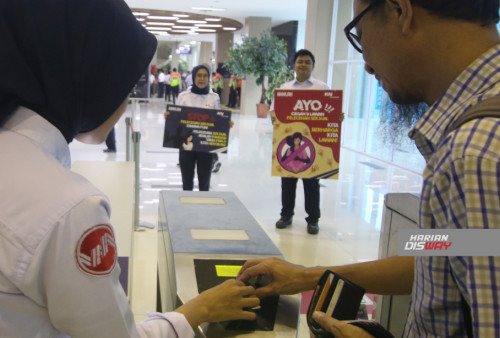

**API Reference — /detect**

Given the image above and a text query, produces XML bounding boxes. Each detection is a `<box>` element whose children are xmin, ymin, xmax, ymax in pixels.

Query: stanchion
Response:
<box><xmin>132</xmin><ymin>131</ymin><xmax>144</xmax><ymax>231</ymax></box>
<box><xmin>125</xmin><ymin>117</ymin><xmax>132</xmax><ymax>162</ymax></box>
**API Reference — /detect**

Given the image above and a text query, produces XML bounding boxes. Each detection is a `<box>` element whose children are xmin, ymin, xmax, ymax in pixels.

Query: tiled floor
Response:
<box><xmin>69</xmin><ymin>98</ymin><xmax>422</xmax><ymax>337</ymax></box>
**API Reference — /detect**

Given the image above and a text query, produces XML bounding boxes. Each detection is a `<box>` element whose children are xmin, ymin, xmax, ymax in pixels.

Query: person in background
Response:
<box><xmin>239</xmin><ymin>0</ymin><xmax>500</xmax><ymax>336</ymax></box>
<box><xmin>157</xmin><ymin>69</ymin><xmax>165</xmax><ymax>99</ymax></box>
<box><xmin>228</xmin><ymin>74</ymin><xmax>238</xmax><ymax>108</ymax></box>
<box><xmin>170</xmin><ymin>68</ymin><xmax>181</xmax><ymax>105</ymax></box>
<box><xmin>103</xmin><ymin>127</ymin><xmax>117</xmax><ymax>153</ymax></box>
<box><xmin>185</xmin><ymin>70</ymin><xmax>193</xmax><ymax>88</ymax></box>
<box><xmin>0</xmin><ymin>1</ymin><xmax>259</xmax><ymax>336</ymax></box>
<box><xmin>149</xmin><ymin>72</ymin><xmax>157</xmax><ymax>98</ymax></box>
<box><xmin>165</xmin><ymin>65</ymin><xmax>222</xmax><ymax>191</ymax></box>
<box><xmin>270</xmin><ymin>49</ymin><xmax>330</xmax><ymax>235</ymax></box>
<box><xmin>165</xmin><ymin>71</ymin><xmax>171</xmax><ymax>102</ymax></box>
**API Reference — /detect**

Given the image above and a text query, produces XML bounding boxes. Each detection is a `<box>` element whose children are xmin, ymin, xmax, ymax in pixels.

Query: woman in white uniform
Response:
<box><xmin>0</xmin><ymin>1</ymin><xmax>258</xmax><ymax>337</ymax></box>
<box><xmin>176</xmin><ymin>65</ymin><xmax>220</xmax><ymax>191</ymax></box>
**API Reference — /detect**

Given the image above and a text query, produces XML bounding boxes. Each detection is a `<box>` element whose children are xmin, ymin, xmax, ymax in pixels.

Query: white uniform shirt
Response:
<box><xmin>177</xmin><ymin>90</ymin><xmax>220</xmax><ymax>109</ymax></box>
<box><xmin>158</xmin><ymin>72</ymin><xmax>166</xmax><ymax>83</ymax></box>
<box><xmin>0</xmin><ymin>107</ymin><xmax>194</xmax><ymax>337</ymax></box>
<box><xmin>270</xmin><ymin>76</ymin><xmax>329</xmax><ymax>111</ymax></box>
<box><xmin>185</xmin><ymin>75</ymin><xmax>193</xmax><ymax>88</ymax></box>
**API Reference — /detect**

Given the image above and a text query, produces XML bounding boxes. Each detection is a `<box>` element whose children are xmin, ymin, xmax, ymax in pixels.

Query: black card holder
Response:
<box><xmin>307</xmin><ymin>270</ymin><xmax>366</xmax><ymax>338</ymax></box>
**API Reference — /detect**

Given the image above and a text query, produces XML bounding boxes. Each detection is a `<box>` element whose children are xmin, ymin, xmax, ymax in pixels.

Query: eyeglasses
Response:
<box><xmin>344</xmin><ymin>2</ymin><xmax>379</xmax><ymax>53</ymax></box>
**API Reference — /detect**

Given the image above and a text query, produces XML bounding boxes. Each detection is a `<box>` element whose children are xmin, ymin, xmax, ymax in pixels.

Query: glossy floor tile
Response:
<box><xmin>69</xmin><ymin>98</ymin><xmax>423</xmax><ymax>337</ymax></box>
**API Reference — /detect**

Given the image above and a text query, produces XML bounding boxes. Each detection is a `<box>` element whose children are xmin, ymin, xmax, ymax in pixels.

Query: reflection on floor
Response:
<box><xmin>69</xmin><ymin>98</ymin><xmax>422</xmax><ymax>337</ymax></box>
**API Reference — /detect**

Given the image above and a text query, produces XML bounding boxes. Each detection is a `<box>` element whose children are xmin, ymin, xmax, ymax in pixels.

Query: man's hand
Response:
<box><xmin>237</xmin><ymin>257</ymin><xmax>314</xmax><ymax>298</ymax></box>
<box><xmin>164</xmin><ymin>110</ymin><xmax>170</xmax><ymax>119</ymax></box>
<box><xmin>311</xmin><ymin>312</ymin><xmax>374</xmax><ymax>338</ymax></box>
<box><xmin>269</xmin><ymin>110</ymin><xmax>277</xmax><ymax>125</ymax></box>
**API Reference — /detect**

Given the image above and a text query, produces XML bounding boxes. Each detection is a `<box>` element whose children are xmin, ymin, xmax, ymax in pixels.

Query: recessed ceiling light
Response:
<box><xmin>192</xmin><ymin>7</ymin><xmax>226</xmax><ymax>11</ymax></box>
<box><xmin>133</xmin><ymin>12</ymin><xmax>149</xmax><ymax>16</ymax></box>
<box><xmin>150</xmin><ymin>31</ymin><xmax>169</xmax><ymax>35</ymax></box>
<box><xmin>173</xmin><ymin>25</ymin><xmax>195</xmax><ymax>29</ymax></box>
<box><xmin>195</xmin><ymin>24</ymin><xmax>222</xmax><ymax>28</ymax></box>
<box><xmin>193</xmin><ymin>28</ymin><xmax>217</xmax><ymax>32</ymax></box>
<box><xmin>147</xmin><ymin>22</ymin><xmax>174</xmax><ymax>26</ymax></box>
<box><xmin>147</xmin><ymin>26</ymin><xmax>171</xmax><ymax>31</ymax></box>
<box><xmin>223</xmin><ymin>27</ymin><xmax>237</xmax><ymax>31</ymax></box>
<box><xmin>171</xmin><ymin>30</ymin><xmax>190</xmax><ymax>33</ymax></box>
<box><xmin>147</xmin><ymin>16</ymin><xmax>178</xmax><ymax>20</ymax></box>
<box><xmin>173</xmin><ymin>14</ymin><xmax>190</xmax><ymax>17</ymax></box>
<box><xmin>177</xmin><ymin>20</ymin><xmax>207</xmax><ymax>24</ymax></box>
<box><xmin>205</xmin><ymin>18</ymin><xmax>222</xmax><ymax>22</ymax></box>
<box><xmin>136</xmin><ymin>18</ymin><xmax>145</xmax><ymax>22</ymax></box>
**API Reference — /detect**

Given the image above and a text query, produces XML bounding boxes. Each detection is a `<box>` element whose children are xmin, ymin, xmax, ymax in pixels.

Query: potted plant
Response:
<box><xmin>265</xmin><ymin>68</ymin><xmax>295</xmax><ymax>103</ymax></box>
<box><xmin>226</xmin><ymin>31</ymin><xmax>288</xmax><ymax>117</ymax></box>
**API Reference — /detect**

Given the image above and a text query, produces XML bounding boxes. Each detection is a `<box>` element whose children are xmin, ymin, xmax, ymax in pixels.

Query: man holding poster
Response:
<box><xmin>270</xmin><ymin>49</ymin><xmax>343</xmax><ymax>235</ymax></box>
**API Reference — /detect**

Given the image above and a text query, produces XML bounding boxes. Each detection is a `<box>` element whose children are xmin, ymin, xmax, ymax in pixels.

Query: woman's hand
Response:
<box><xmin>175</xmin><ymin>279</ymin><xmax>259</xmax><ymax>328</ymax></box>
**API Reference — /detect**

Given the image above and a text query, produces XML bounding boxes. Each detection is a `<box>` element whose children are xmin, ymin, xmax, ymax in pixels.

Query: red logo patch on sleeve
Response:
<box><xmin>75</xmin><ymin>224</ymin><xmax>117</xmax><ymax>276</ymax></box>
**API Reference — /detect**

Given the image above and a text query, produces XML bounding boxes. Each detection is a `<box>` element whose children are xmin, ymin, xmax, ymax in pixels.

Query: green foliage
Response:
<box><xmin>163</xmin><ymin>59</ymin><xmax>188</xmax><ymax>74</ymax></box>
<box><xmin>265</xmin><ymin>68</ymin><xmax>295</xmax><ymax>102</ymax></box>
<box><xmin>225</xmin><ymin>31</ymin><xmax>288</xmax><ymax>103</ymax></box>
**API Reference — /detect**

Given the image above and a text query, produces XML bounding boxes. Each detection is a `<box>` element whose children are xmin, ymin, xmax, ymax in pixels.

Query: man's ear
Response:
<box><xmin>387</xmin><ymin>0</ymin><xmax>413</xmax><ymax>35</ymax></box>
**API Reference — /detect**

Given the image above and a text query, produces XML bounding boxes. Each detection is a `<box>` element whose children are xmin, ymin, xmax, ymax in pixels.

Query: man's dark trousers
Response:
<box><xmin>280</xmin><ymin>177</ymin><xmax>320</xmax><ymax>223</ymax></box>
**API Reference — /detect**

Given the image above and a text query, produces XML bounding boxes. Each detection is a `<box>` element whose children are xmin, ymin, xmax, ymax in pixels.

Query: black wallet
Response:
<box><xmin>307</xmin><ymin>270</ymin><xmax>365</xmax><ymax>337</ymax></box>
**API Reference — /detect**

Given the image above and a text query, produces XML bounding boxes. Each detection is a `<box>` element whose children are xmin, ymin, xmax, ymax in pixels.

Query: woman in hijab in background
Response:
<box><xmin>171</xmin><ymin>65</ymin><xmax>221</xmax><ymax>191</ymax></box>
<box><xmin>0</xmin><ymin>1</ymin><xmax>257</xmax><ymax>337</ymax></box>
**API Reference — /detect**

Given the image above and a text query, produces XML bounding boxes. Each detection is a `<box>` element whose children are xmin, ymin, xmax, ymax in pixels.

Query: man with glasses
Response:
<box><xmin>238</xmin><ymin>0</ymin><xmax>500</xmax><ymax>337</ymax></box>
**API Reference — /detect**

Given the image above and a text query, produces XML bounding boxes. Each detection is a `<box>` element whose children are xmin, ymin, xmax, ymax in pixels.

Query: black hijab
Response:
<box><xmin>190</xmin><ymin>65</ymin><xmax>210</xmax><ymax>95</ymax></box>
<box><xmin>0</xmin><ymin>0</ymin><xmax>157</xmax><ymax>142</ymax></box>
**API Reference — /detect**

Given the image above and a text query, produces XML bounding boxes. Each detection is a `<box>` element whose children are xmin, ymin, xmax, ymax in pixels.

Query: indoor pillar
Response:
<box><xmin>304</xmin><ymin>0</ymin><xmax>334</xmax><ymax>83</ymax></box>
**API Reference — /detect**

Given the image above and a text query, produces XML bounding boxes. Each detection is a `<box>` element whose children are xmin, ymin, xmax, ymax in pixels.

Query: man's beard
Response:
<box><xmin>379</xmin><ymin>101</ymin><xmax>429</xmax><ymax>145</ymax></box>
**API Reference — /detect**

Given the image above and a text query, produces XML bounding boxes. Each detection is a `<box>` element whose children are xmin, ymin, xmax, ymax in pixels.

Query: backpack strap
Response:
<box><xmin>447</xmin><ymin>95</ymin><xmax>500</xmax><ymax>134</ymax></box>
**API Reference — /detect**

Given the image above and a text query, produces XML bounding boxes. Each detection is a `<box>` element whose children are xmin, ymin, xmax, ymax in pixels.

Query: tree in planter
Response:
<box><xmin>265</xmin><ymin>68</ymin><xmax>296</xmax><ymax>103</ymax></box>
<box><xmin>226</xmin><ymin>31</ymin><xmax>288</xmax><ymax>105</ymax></box>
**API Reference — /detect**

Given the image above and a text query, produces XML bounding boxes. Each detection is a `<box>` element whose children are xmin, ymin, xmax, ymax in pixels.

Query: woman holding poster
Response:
<box><xmin>176</xmin><ymin>64</ymin><xmax>219</xmax><ymax>191</ymax></box>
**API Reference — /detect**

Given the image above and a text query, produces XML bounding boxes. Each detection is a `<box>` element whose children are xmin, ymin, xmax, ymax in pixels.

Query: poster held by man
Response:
<box><xmin>272</xmin><ymin>89</ymin><xmax>343</xmax><ymax>179</ymax></box>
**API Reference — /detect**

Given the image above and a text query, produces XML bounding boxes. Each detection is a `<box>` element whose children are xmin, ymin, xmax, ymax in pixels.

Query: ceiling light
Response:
<box><xmin>147</xmin><ymin>22</ymin><xmax>174</xmax><ymax>26</ymax></box>
<box><xmin>147</xmin><ymin>16</ymin><xmax>178</xmax><ymax>20</ymax></box>
<box><xmin>173</xmin><ymin>25</ymin><xmax>195</xmax><ymax>29</ymax></box>
<box><xmin>150</xmin><ymin>31</ymin><xmax>169</xmax><ymax>35</ymax></box>
<box><xmin>223</xmin><ymin>27</ymin><xmax>237</xmax><ymax>31</ymax></box>
<box><xmin>173</xmin><ymin>14</ymin><xmax>190</xmax><ymax>17</ymax></box>
<box><xmin>147</xmin><ymin>26</ymin><xmax>171</xmax><ymax>31</ymax></box>
<box><xmin>133</xmin><ymin>12</ymin><xmax>149</xmax><ymax>16</ymax></box>
<box><xmin>170</xmin><ymin>30</ymin><xmax>190</xmax><ymax>33</ymax></box>
<box><xmin>177</xmin><ymin>19</ymin><xmax>207</xmax><ymax>24</ymax></box>
<box><xmin>205</xmin><ymin>18</ymin><xmax>221</xmax><ymax>22</ymax></box>
<box><xmin>192</xmin><ymin>7</ymin><xmax>226</xmax><ymax>11</ymax></box>
<box><xmin>136</xmin><ymin>18</ymin><xmax>145</xmax><ymax>22</ymax></box>
<box><xmin>193</xmin><ymin>28</ymin><xmax>217</xmax><ymax>32</ymax></box>
<box><xmin>195</xmin><ymin>24</ymin><xmax>222</xmax><ymax>28</ymax></box>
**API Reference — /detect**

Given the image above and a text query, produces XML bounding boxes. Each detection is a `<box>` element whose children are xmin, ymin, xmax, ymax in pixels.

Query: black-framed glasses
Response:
<box><xmin>344</xmin><ymin>2</ymin><xmax>380</xmax><ymax>53</ymax></box>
